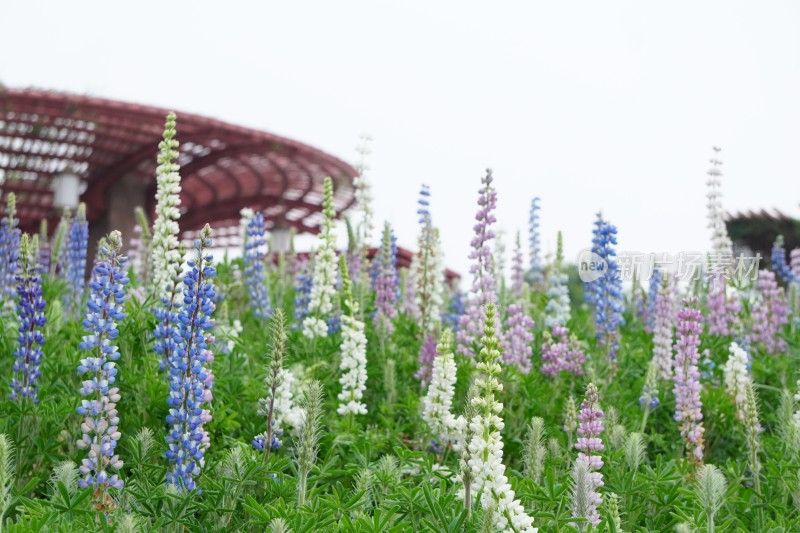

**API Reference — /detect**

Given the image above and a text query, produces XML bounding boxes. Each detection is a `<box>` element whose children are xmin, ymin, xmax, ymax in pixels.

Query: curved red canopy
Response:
<box><xmin>0</xmin><ymin>88</ymin><xmax>357</xmax><ymax>235</ymax></box>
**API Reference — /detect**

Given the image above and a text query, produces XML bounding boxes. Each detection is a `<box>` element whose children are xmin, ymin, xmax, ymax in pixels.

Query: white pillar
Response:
<box><xmin>52</xmin><ymin>172</ymin><xmax>81</xmax><ymax>209</ymax></box>
<box><xmin>271</xmin><ymin>226</ymin><xmax>291</xmax><ymax>252</ymax></box>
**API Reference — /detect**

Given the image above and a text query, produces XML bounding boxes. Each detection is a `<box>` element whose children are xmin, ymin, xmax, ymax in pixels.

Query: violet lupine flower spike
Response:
<box><xmin>466</xmin><ymin>302</ymin><xmax>536</xmax><ymax>533</ymax></box>
<box><xmin>243</xmin><ymin>212</ymin><xmax>273</xmax><ymax>320</ymax></box>
<box><xmin>373</xmin><ymin>222</ymin><xmax>399</xmax><ymax>341</ymax></box>
<box><xmin>456</xmin><ymin>170</ymin><xmax>498</xmax><ymax>358</ymax></box>
<box><xmin>572</xmin><ymin>382</ymin><xmax>605</xmax><ymax>529</ymax></box>
<box><xmin>510</xmin><ymin>231</ymin><xmax>525</xmax><ymax>302</ymax></box>
<box><xmin>76</xmin><ymin>230</ymin><xmax>129</xmax><ymax>514</ymax></box>
<box><xmin>651</xmin><ymin>274</ymin><xmax>677</xmax><ymax>380</ymax></box>
<box><xmin>415</xmin><ymin>333</ymin><xmax>438</xmax><ymax>388</ymax></box>
<box><xmin>527</xmin><ymin>197</ymin><xmax>544</xmax><ymax>290</ymax></box>
<box><xmin>0</xmin><ymin>193</ymin><xmax>20</xmax><ymax>311</ymax></box>
<box><xmin>540</xmin><ymin>324</ymin><xmax>585</xmax><ymax>377</ymax></box>
<box><xmin>302</xmin><ymin>177</ymin><xmax>338</xmax><ymax>338</ymax></box>
<box><xmin>673</xmin><ymin>300</ymin><xmax>705</xmax><ymax>465</ymax></box>
<box><xmin>0</xmin><ymin>194</ymin><xmax>21</xmax><ymax>317</ymax></box>
<box><xmin>750</xmin><ymin>269</ymin><xmax>789</xmax><ymax>355</ymax></box>
<box><xmin>706</xmin><ymin>271</ymin><xmax>740</xmax><ymax>336</ymax></box>
<box><xmin>501</xmin><ymin>302</ymin><xmax>535</xmax><ymax>374</ymax></box>
<box><xmin>642</xmin><ymin>269</ymin><xmax>662</xmax><ymax>334</ymax></box>
<box><xmin>9</xmin><ymin>234</ymin><xmax>46</xmax><ymax>404</ymax></box>
<box><xmin>165</xmin><ymin>224</ymin><xmax>217</xmax><ymax>492</ymax></box>
<box><xmin>63</xmin><ymin>203</ymin><xmax>89</xmax><ymax>318</ymax></box>
<box><xmin>590</xmin><ymin>217</ymin><xmax>625</xmax><ymax>360</ymax></box>
<box><xmin>771</xmin><ymin>235</ymin><xmax>795</xmax><ymax>285</ymax></box>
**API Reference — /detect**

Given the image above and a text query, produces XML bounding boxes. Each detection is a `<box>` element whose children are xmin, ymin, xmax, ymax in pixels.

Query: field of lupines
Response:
<box><xmin>0</xmin><ymin>114</ymin><xmax>799</xmax><ymax>533</ymax></box>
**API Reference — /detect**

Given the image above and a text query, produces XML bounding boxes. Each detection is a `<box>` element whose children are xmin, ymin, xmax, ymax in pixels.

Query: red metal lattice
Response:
<box><xmin>0</xmin><ymin>87</ymin><xmax>357</xmax><ymax>235</ymax></box>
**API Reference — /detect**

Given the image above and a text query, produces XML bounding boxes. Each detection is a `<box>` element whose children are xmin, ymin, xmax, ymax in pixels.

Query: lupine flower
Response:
<box><xmin>584</xmin><ymin>213</ymin><xmax>604</xmax><ymax>309</ymax></box>
<box><xmin>457</xmin><ymin>170</ymin><xmax>498</xmax><ymax>358</ymax></box>
<box><xmin>706</xmin><ymin>272</ymin><xmax>741</xmax><ymax>336</ymax></box>
<box><xmin>771</xmin><ymin>236</ymin><xmax>795</xmax><ymax>285</ymax></box>
<box><xmin>63</xmin><ymin>203</ymin><xmax>89</xmax><ymax>318</ymax></box>
<box><xmin>353</xmin><ymin>134</ymin><xmax>374</xmax><ymax>256</ymax></box>
<box><xmin>370</xmin><ymin>226</ymin><xmax>401</xmax><ymax>299</ymax></box>
<box><xmin>336</xmin><ymin>257</ymin><xmax>368</xmax><ymax>416</ymax></box>
<box><xmin>76</xmin><ymin>231</ymin><xmax>128</xmax><ymax>512</ymax></box>
<box><xmin>589</xmin><ymin>216</ymin><xmax>625</xmax><ymax>360</ymax></box>
<box><xmin>791</xmin><ymin>248</ymin><xmax>800</xmax><ymax>280</ymax></box>
<box><xmin>442</xmin><ymin>290</ymin><xmax>466</xmax><ymax>332</ymax></box>
<box><xmin>303</xmin><ymin>177</ymin><xmax>338</xmax><ymax>339</ymax></box>
<box><xmin>544</xmin><ymin>231</ymin><xmax>571</xmax><ymax>328</ymax></box>
<box><xmin>422</xmin><ymin>330</ymin><xmax>465</xmax><ymax>448</ymax></box>
<box><xmin>510</xmin><ymin>231</ymin><xmax>526</xmax><ymax>301</ymax></box>
<box><xmin>165</xmin><ymin>224</ymin><xmax>217</xmax><ymax>492</ymax></box>
<box><xmin>540</xmin><ymin>324</ymin><xmax>585</xmax><ymax>377</ymax></box>
<box><xmin>243</xmin><ymin>212</ymin><xmax>273</xmax><ymax>320</ymax></box>
<box><xmin>572</xmin><ymin>383</ymin><xmax>604</xmax><ymax>529</ymax></box>
<box><xmin>408</xmin><ymin>185</ymin><xmax>446</xmax><ymax>333</ymax></box>
<box><xmin>723</xmin><ymin>342</ymin><xmax>751</xmax><ymax>422</ymax></box>
<box><xmin>642</xmin><ymin>269</ymin><xmax>662</xmax><ymax>334</ymax></box>
<box><xmin>150</xmin><ymin>113</ymin><xmax>183</xmax><ymax>301</ymax></box>
<box><xmin>501</xmin><ymin>304</ymin><xmax>535</xmax><ymax>373</ymax></box>
<box><xmin>706</xmin><ymin>148</ymin><xmax>734</xmax><ymax>258</ymax></box>
<box><xmin>152</xmin><ymin>240</ymin><xmax>186</xmax><ymax>371</ymax></box>
<box><xmin>293</xmin><ymin>258</ymin><xmax>312</xmax><ymax>327</ymax></box>
<box><xmin>673</xmin><ymin>300</ymin><xmax>705</xmax><ymax>465</ymax></box>
<box><xmin>465</xmin><ymin>302</ymin><xmax>536</xmax><ymax>533</ymax></box>
<box><xmin>652</xmin><ymin>274</ymin><xmax>677</xmax><ymax>380</ymax></box>
<box><xmin>750</xmin><ymin>269</ymin><xmax>789</xmax><ymax>355</ymax></box>
<box><xmin>0</xmin><ymin>193</ymin><xmax>20</xmax><ymax>310</ymax></box>
<box><xmin>373</xmin><ymin>222</ymin><xmax>399</xmax><ymax>339</ymax></box>
<box><xmin>9</xmin><ymin>234</ymin><xmax>46</xmax><ymax>403</ymax></box>
<box><xmin>527</xmin><ymin>197</ymin><xmax>544</xmax><ymax>289</ymax></box>
<box><xmin>253</xmin><ymin>310</ymin><xmax>288</xmax><ymax>458</ymax></box>
<box><xmin>415</xmin><ymin>333</ymin><xmax>439</xmax><ymax>388</ymax></box>
<box><xmin>37</xmin><ymin>220</ymin><xmax>50</xmax><ymax>277</ymax></box>
<box><xmin>239</xmin><ymin>208</ymin><xmax>255</xmax><ymax>256</ymax></box>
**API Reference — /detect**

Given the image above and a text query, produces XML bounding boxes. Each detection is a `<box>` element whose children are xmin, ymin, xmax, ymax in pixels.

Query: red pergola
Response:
<box><xmin>0</xmin><ymin>87</ymin><xmax>357</xmax><ymax>236</ymax></box>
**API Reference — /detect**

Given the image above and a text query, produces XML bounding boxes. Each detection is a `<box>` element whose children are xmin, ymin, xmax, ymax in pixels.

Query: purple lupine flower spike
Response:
<box><xmin>9</xmin><ymin>234</ymin><xmax>46</xmax><ymax>403</ymax></box>
<box><xmin>501</xmin><ymin>303</ymin><xmax>534</xmax><ymax>373</ymax></box>
<box><xmin>456</xmin><ymin>170</ymin><xmax>498</xmax><ymax>358</ymax></box>
<box><xmin>165</xmin><ymin>224</ymin><xmax>217</xmax><ymax>492</ymax></box>
<box><xmin>574</xmin><ymin>383</ymin><xmax>605</xmax><ymax>527</ymax></box>
<box><xmin>76</xmin><ymin>231</ymin><xmax>128</xmax><ymax>513</ymax></box>
<box><xmin>373</xmin><ymin>222</ymin><xmax>399</xmax><ymax>338</ymax></box>
<box><xmin>750</xmin><ymin>269</ymin><xmax>789</xmax><ymax>355</ymax></box>
<box><xmin>673</xmin><ymin>299</ymin><xmax>705</xmax><ymax>464</ymax></box>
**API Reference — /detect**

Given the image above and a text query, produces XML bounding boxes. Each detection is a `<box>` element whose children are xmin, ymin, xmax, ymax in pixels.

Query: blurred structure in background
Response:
<box><xmin>0</xmin><ymin>88</ymin><xmax>357</xmax><ymax>256</ymax></box>
<box><xmin>726</xmin><ymin>209</ymin><xmax>800</xmax><ymax>260</ymax></box>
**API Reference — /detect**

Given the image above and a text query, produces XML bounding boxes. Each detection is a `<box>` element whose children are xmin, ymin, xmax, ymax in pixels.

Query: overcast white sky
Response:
<box><xmin>2</xmin><ymin>1</ymin><xmax>798</xmax><ymax>276</ymax></box>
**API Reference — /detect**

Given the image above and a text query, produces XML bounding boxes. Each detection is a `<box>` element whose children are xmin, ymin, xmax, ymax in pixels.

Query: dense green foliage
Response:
<box><xmin>0</xmin><ymin>258</ymin><xmax>799</xmax><ymax>532</ymax></box>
